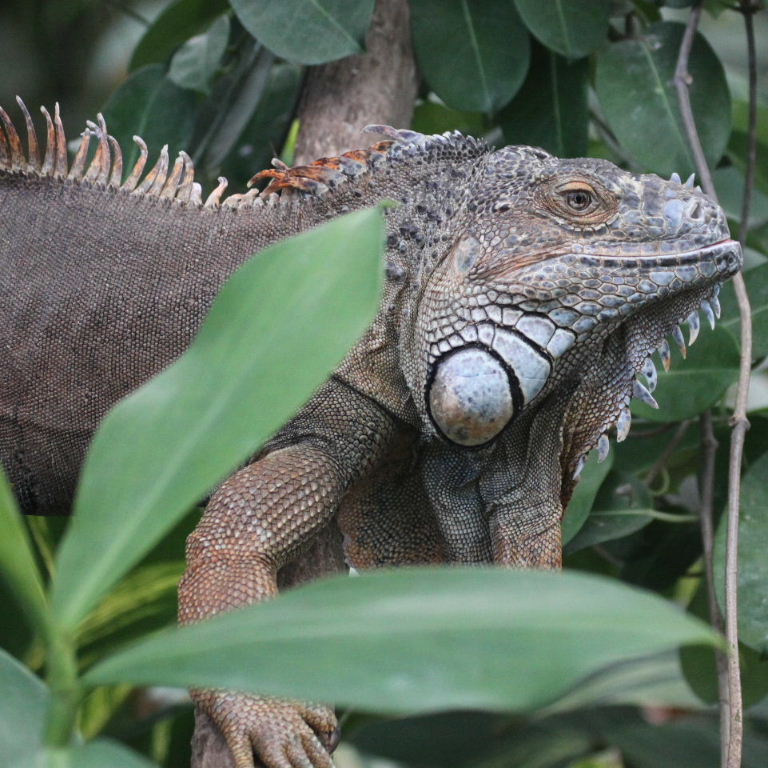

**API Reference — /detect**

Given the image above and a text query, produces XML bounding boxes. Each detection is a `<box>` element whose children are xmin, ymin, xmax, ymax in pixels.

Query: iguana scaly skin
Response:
<box><xmin>0</xmin><ymin>102</ymin><xmax>742</xmax><ymax>768</ymax></box>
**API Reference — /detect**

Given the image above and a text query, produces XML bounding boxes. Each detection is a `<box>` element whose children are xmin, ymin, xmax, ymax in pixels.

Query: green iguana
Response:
<box><xmin>0</xmin><ymin>100</ymin><xmax>742</xmax><ymax>768</ymax></box>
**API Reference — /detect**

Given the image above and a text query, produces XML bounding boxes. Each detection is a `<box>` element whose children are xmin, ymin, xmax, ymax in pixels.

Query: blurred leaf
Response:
<box><xmin>169</xmin><ymin>15</ymin><xmax>230</xmax><ymax>95</ymax></box>
<box><xmin>562</xmin><ymin>449</ymin><xmax>613</xmax><ymax>544</ymax></box>
<box><xmin>713</xmin><ymin>449</ymin><xmax>768</xmax><ymax>654</ymax></box>
<box><xmin>500</xmin><ymin>46</ymin><xmax>589</xmax><ymax>157</ymax></box>
<box><xmin>595</xmin><ymin>22</ymin><xmax>731</xmax><ymax>178</ymax></box>
<box><xmin>411</xmin><ymin>0</ymin><xmax>530</xmax><ymax>113</ymax></box>
<box><xmin>86</xmin><ymin>568</ymin><xmax>718</xmax><ymax>712</ymax></box>
<box><xmin>0</xmin><ymin>469</ymin><xmax>50</xmax><ymax>639</ymax></box>
<box><xmin>720</xmin><ymin>261</ymin><xmax>768</xmax><ymax>359</ymax></box>
<box><xmin>0</xmin><ymin>648</ymin><xmax>48</xmax><ymax>768</ymax></box>
<box><xmin>514</xmin><ymin>0</ymin><xmax>611</xmax><ymax>59</ymax></box>
<box><xmin>130</xmin><ymin>0</ymin><xmax>228</xmax><ymax>71</ymax></box>
<box><xmin>51</xmin><ymin>208</ymin><xmax>384</xmax><ymax>631</ymax></box>
<box><xmin>547</xmin><ymin>651</ymin><xmax>701</xmax><ymax>713</ymax></box>
<box><xmin>631</xmin><ymin>327</ymin><xmax>740</xmax><ymax>422</ymax></box>
<box><xmin>101</xmin><ymin>65</ymin><xmax>198</xmax><ymax>171</ymax></box>
<box><xmin>71</xmin><ymin>738</ymin><xmax>158</xmax><ymax>768</ymax></box>
<box><xmin>230</xmin><ymin>0</ymin><xmax>374</xmax><ymax>65</ymax></box>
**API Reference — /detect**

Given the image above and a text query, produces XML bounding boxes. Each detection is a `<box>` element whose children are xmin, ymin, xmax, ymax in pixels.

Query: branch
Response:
<box><xmin>674</xmin><ymin>4</ymin><xmax>757</xmax><ymax>766</ymax></box>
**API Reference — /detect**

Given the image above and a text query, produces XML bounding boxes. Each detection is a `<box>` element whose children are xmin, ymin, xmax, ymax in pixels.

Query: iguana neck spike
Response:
<box><xmin>16</xmin><ymin>96</ymin><xmax>41</xmax><ymax>171</ymax></box>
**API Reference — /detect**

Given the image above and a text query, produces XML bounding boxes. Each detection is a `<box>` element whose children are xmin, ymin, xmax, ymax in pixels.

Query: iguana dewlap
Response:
<box><xmin>0</xmin><ymin>101</ymin><xmax>741</xmax><ymax>768</ymax></box>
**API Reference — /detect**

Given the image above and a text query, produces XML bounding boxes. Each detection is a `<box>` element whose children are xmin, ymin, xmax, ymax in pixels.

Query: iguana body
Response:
<box><xmin>0</xmin><ymin>102</ymin><xmax>741</xmax><ymax>768</ymax></box>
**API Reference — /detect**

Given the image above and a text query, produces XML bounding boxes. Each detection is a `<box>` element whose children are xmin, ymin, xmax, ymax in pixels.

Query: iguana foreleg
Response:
<box><xmin>179</xmin><ymin>379</ymin><xmax>397</xmax><ymax>767</ymax></box>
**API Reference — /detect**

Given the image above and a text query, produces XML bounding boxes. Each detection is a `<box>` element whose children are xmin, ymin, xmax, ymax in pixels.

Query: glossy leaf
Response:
<box><xmin>595</xmin><ymin>22</ymin><xmax>731</xmax><ymax>178</ymax></box>
<box><xmin>562</xmin><ymin>449</ymin><xmax>613</xmax><ymax>544</ymax></box>
<box><xmin>514</xmin><ymin>0</ymin><xmax>611</xmax><ymax>59</ymax></box>
<box><xmin>51</xmin><ymin>208</ymin><xmax>384</xmax><ymax>630</ymax></box>
<box><xmin>631</xmin><ymin>327</ymin><xmax>740</xmax><ymax>422</ymax></box>
<box><xmin>101</xmin><ymin>65</ymin><xmax>198</xmax><ymax>171</ymax></box>
<box><xmin>130</xmin><ymin>0</ymin><xmax>228</xmax><ymax>71</ymax></box>
<box><xmin>169</xmin><ymin>15</ymin><xmax>230</xmax><ymax>95</ymax></box>
<box><xmin>713</xmin><ymin>450</ymin><xmax>768</xmax><ymax>654</ymax></box>
<box><xmin>86</xmin><ymin>568</ymin><xmax>717</xmax><ymax>712</ymax></box>
<box><xmin>0</xmin><ymin>648</ymin><xmax>49</xmax><ymax>768</ymax></box>
<box><xmin>0</xmin><ymin>470</ymin><xmax>50</xmax><ymax>639</ymax></box>
<box><xmin>501</xmin><ymin>46</ymin><xmax>589</xmax><ymax>157</ymax></box>
<box><xmin>411</xmin><ymin>0</ymin><xmax>530</xmax><ymax>113</ymax></box>
<box><xmin>230</xmin><ymin>0</ymin><xmax>374</xmax><ymax>65</ymax></box>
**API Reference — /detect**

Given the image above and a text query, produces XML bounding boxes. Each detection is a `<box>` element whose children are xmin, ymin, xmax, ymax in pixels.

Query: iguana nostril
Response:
<box><xmin>689</xmin><ymin>201</ymin><xmax>702</xmax><ymax>219</ymax></box>
<box><xmin>428</xmin><ymin>347</ymin><xmax>515</xmax><ymax>446</ymax></box>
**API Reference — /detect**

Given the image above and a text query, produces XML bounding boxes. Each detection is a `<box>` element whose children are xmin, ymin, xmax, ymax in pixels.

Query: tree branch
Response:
<box><xmin>674</xmin><ymin>4</ymin><xmax>756</xmax><ymax>766</ymax></box>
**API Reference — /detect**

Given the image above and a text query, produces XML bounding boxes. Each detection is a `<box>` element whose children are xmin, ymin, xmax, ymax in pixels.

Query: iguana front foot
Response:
<box><xmin>196</xmin><ymin>691</ymin><xmax>338</xmax><ymax>768</ymax></box>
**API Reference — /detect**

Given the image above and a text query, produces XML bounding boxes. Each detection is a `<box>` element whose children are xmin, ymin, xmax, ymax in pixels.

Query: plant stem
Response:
<box><xmin>44</xmin><ymin>631</ymin><xmax>80</xmax><ymax>749</ymax></box>
<box><xmin>673</xmin><ymin>4</ymin><xmax>756</xmax><ymax>766</ymax></box>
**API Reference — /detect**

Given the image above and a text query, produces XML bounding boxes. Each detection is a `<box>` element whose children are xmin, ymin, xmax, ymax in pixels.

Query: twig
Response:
<box><xmin>698</xmin><ymin>412</ymin><xmax>729</xmax><ymax>764</ymax></box>
<box><xmin>674</xmin><ymin>4</ymin><xmax>756</xmax><ymax>766</ymax></box>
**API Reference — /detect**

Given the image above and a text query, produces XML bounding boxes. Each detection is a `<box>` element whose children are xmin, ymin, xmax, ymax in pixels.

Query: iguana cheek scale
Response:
<box><xmin>0</xmin><ymin>102</ymin><xmax>742</xmax><ymax>768</ymax></box>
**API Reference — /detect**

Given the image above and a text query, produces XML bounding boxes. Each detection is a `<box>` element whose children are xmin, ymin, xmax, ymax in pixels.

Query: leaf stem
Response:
<box><xmin>44</xmin><ymin>631</ymin><xmax>81</xmax><ymax>750</ymax></box>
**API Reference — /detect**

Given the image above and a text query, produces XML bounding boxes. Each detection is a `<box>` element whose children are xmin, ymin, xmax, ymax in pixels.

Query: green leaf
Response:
<box><xmin>130</xmin><ymin>0</ymin><xmax>228</xmax><ymax>71</ymax></box>
<box><xmin>714</xmin><ymin>165</ymin><xmax>768</xmax><ymax>230</ymax></box>
<box><xmin>0</xmin><ymin>648</ymin><xmax>49</xmax><ymax>768</ymax></box>
<box><xmin>229</xmin><ymin>0</ymin><xmax>374</xmax><ymax>65</ymax></box>
<box><xmin>0</xmin><ymin>469</ymin><xmax>51</xmax><ymax>639</ymax></box>
<box><xmin>86</xmin><ymin>568</ymin><xmax>717</xmax><ymax>712</ymax></box>
<box><xmin>514</xmin><ymin>0</ymin><xmax>611</xmax><ymax>59</ymax></box>
<box><xmin>500</xmin><ymin>45</ymin><xmax>589</xmax><ymax>157</ymax></box>
<box><xmin>411</xmin><ymin>0</ymin><xmax>530</xmax><ymax>113</ymax></box>
<box><xmin>169</xmin><ymin>15</ymin><xmax>230</xmax><ymax>95</ymax></box>
<box><xmin>412</xmin><ymin>101</ymin><xmax>487</xmax><ymax>139</ymax></box>
<box><xmin>101</xmin><ymin>65</ymin><xmax>198</xmax><ymax>171</ymax></box>
<box><xmin>713</xmin><ymin>450</ymin><xmax>768</xmax><ymax>654</ymax></box>
<box><xmin>631</xmin><ymin>327</ymin><xmax>740</xmax><ymax>422</ymax></box>
<box><xmin>720</xmin><ymin>262</ymin><xmax>768</xmax><ymax>360</ymax></box>
<box><xmin>562</xmin><ymin>449</ymin><xmax>613</xmax><ymax>544</ymax></box>
<box><xmin>595</xmin><ymin>22</ymin><xmax>731</xmax><ymax>178</ymax></box>
<box><xmin>71</xmin><ymin>738</ymin><xmax>159</xmax><ymax>768</ymax></box>
<box><xmin>51</xmin><ymin>208</ymin><xmax>384</xmax><ymax>630</ymax></box>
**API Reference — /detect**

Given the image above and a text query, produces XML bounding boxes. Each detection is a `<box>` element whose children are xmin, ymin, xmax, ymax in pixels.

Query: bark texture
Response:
<box><xmin>191</xmin><ymin>1</ymin><xmax>416</xmax><ymax>764</ymax></box>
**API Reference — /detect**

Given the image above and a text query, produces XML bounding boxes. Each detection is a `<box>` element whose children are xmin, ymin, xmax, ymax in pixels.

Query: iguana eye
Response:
<box><xmin>564</xmin><ymin>189</ymin><xmax>593</xmax><ymax>210</ymax></box>
<box><xmin>558</xmin><ymin>182</ymin><xmax>597</xmax><ymax>213</ymax></box>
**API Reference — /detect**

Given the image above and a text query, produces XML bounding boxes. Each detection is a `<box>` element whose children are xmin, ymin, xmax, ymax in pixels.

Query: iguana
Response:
<box><xmin>0</xmin><ymin>100</ymin><xmax>741</xmax><ymax>768</ymax></box>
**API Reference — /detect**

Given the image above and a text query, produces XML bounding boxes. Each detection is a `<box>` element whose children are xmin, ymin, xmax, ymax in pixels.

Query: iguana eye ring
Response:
<box><xmin>564</xmin><ymin>189</ymin><xmax>593</xmax><ymax>211</ymax></box>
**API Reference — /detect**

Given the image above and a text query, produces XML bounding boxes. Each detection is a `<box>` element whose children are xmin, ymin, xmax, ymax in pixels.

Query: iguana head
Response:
<box><xmin>411</xmin><ymin>141</ymin><xmax>741</xmax><ymax>492</ymax></box>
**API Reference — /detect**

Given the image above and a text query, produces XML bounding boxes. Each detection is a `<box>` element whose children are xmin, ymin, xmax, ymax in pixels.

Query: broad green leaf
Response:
<box><xmin>720</xmin><ymin>261</ymin><xmax>768</xmax><ymax>359</ymax></box>
<box><xmin>0</xmin><ymin>469</ymin><xmax>50</xmax><ymax>638</ymax></box>
<box><xmin>230</xmin><ymin>0</ymin><xmax>374</xmax><ymax>65</ymax></box>
<box><xmin>631</xmin><ymin>327</ymin><xmax>740</xmax><ymax>422</ymax></box>
<box><xmin>562</xmin><ymin>449</ymin><xmax>613</xmax><ymax>544</ymax></box>
<box><xmin>51</xmin><ymin>208</ymin><xmax>384</xmax><ymax>630</ymax></box>
<box><xmin>411</xmin><ymin>0</ymin><xmax>530</xmax><ymax>113</ymax></box>
<box><xmin>501</xmin><ymin>46</ymin><xmax>589</xmax><ymax>157</ymax></box>
<box><xmin>169</xmin><ymin>15</ymin><xmax>230</xmax><ymax>95</ymax></box>
<box><xmin>595</xmin><ymin>22</ymin><xmax>731</xmax><ymax>178</ymax></box>
<box><xmin>713</xmin><ymin>450</ymin><xmax>768</xmax><ymax>654</ymax></box>
<box><xmin>86</xmin><ymin>568</ymin><xmax>717</xmax><ymax>712</ymax></box>
<box><xmin>514</xmin><ymin>0</ymin><xmax>611</xmax><ymax>59</ymax></box>
<box><xmin>130</xmin><ymin>0</ymin><xmax>228</xmax><ymax>71</ymax></box>
<box><xmin>412</xmin><ymin>101</ymin><xmax>487</xmax><ymax>139</ymax></box>
<box><xmin>71</xmin><ymin>738</ymin><xmax>158</xmax><ymax>768</ymax></box>
<box><xmin>0</xmin><ymin>648</ymin><xmax>49</xmax><ymax>768</ymax></box>
<box><xmin>101</xmin><ymin>65</ymin><xmax>198</xmax><ymax>171</ymax></box>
